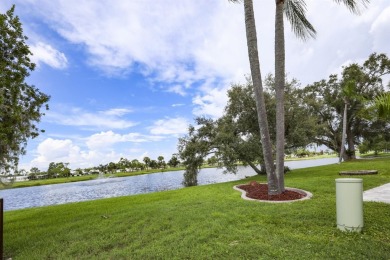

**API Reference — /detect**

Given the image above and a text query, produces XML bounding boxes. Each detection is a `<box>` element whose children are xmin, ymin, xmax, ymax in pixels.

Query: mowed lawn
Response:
<box><xmin>4</xmin><ymin>158</ymin><xmax>390</xmax><ymax>259</ymax></box>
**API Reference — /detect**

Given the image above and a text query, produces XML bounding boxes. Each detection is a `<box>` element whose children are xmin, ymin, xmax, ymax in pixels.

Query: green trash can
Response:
<box><xmin>335</xmin><ymin>178</ymin><xmax>363</xmax><ymax>232</ymax></box>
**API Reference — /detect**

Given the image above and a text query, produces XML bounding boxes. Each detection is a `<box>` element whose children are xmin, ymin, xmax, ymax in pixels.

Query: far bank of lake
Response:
<box><xmin>1</xmin><ymin>157</ymin><xmax>338</xmax><ymax>211</ymax></box>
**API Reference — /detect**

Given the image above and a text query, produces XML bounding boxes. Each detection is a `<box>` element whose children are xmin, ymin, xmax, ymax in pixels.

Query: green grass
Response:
<box><xmin>111</xmin><ymin>167</ymin><xmax>186</xmax><ymax>178</ymax></box>
<box><xmin>285</xmin><ymin>153</ymin><xmax>337</xmax><ymax>161</ymax></box>
<box><xmin>3</xmin><ymin>158</ymin><xmax>390</xmax><ymax>259</ymax></box>
<box><xmin>359</xmin><ymin>152</ymin><xmax>390</xmax><ymax>158</ymax></box>
<box><xmin>5</xmin><ymin>175</ymin><xmax>97</xmax><ymax>189</ymax></box>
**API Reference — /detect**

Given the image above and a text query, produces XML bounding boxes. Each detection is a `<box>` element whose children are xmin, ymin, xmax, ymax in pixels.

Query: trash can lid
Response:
<box><xmin>335</xmin><ymin>178</ymin><xmax>363</xmax><ymax>183</ymax></box>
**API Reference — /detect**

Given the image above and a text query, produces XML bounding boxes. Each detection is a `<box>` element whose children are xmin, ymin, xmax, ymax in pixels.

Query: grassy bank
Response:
<box><xmin>4</xmin><ymin>158</ymin><xmax>390</xmax><ymax>259</ymax></box>
<box><xmin>359</xmin><ymin>152</ymin><xmax>390</xmax><ymax>158</ymax></box>
<box><xmin>285</xmin><ymin>153</ymin><xmax>337</xmax><ymax>161</ymax></box>
<box><xmin>3</xmin><ymin>167</ymin><xmax>186</xmax><ymax>189</ymax></box>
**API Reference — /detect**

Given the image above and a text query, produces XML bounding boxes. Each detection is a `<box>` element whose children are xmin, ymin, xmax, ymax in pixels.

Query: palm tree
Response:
<box><xmin>274</xmin><ymin>0</ymin><xmax>368</xmax><ymax>191</ymax></box>
<box><xmin>229</xmin><ymin>0</ymin><xmax>315</xmax><ymax>194</ymax></box>
<box><xmin>143</xmin><ymin>156</ymin><xmax>151</xmax><ymax>170</ymax></box>
<box><xmin>275</xmin><ymin>0</ymin><xmax>316</xmax><ymax>192</ymax></box>
<box><xmin>232</xmin><ymin>0</ymin><xmax>278</xmax><ymax>194</ymax></box>
<box><xmin>232</xmin><ymin>0</ymin><xmax>368</xmax><ymax>194</ymax></box>
<box><xmin>157</xmin><ymin>156</ymin><xmax>165</xmax><ymax>169</ymax></box>
<box><xmin>339</xmin><ymin>80</ymin><xmax>362</xmax><ymax>162</ymax></box>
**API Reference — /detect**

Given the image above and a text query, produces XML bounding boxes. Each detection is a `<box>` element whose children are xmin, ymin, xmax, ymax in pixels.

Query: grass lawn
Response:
<box><xmin>3</xmin><ymin>158</ymin><xmax>390</xmax><ymax>259</ymax></box>
<box><xmin>359</xmin><ymin>152</ymin><xmax>390</xmax><ymax>158</ymax></box>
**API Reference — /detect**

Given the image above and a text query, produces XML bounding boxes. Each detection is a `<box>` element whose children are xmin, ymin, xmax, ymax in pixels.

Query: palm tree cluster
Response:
<box><xmin>230</xmin><ymin>0</ymin><xmax>369</xmax><ymax>195</ymax></box>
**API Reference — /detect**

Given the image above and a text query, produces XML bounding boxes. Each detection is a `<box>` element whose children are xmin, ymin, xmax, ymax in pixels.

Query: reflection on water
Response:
<box><xmin>0</xmin><ymin>157</ymin><xmax>338</xmax><ymax>211</ymax></box>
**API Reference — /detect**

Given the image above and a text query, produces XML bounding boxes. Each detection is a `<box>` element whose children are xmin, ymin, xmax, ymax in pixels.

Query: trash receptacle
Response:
<box><xmin>335</xmin><ymin>178</ymin><xmax>363</xmax><ymax>232</ymax></box>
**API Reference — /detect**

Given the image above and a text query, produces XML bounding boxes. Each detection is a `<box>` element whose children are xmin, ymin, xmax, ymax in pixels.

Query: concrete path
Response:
<box><xmin>363</xmin><ymin>183</ymin><xmax>390</xmax><ymax>204</ymax></box>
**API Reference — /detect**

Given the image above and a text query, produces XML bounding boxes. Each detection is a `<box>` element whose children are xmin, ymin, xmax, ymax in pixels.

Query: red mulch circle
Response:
<box><xmin>237</xmin><ymin>181</ymin><xmax>306</xmax><ymax>201</ymax></box>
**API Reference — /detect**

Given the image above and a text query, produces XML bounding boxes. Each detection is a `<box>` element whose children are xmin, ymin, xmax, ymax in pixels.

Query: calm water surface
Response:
<box><xmin>1</xmin><ymin>157</ymin><xmax>338</xmax><ymax>211</ymax></box>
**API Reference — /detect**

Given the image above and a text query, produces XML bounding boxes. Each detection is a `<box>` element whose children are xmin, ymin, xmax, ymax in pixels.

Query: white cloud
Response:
<box><xmin>46</xmin><ymin>106</ymin><xmax>136</xmax><ymax>130</ymax></box>
<box><xmin>17</xmin><ymin>1</ymin><xmax>249</xmax><ymax>92</ymax></box>
<box><xmin>26</xmin><ymin>130</ymin><xmax>166</xmax><ymax>170</ymax></box>
<box><xmin>8</xmin><ymin>0</ymin><xmax>390</xmax><ymax>86</ymax></box>
<box><xmin>86</xmin><ymin>131</ymin><xmax>164</xmax><ymax>150</ymax></box>
<box><xmin>370</xmin><ymin>6</ymin><xmax>390</xmax><ymax>53</ymax></box>
<box><xmin>149</xmin><ymin>117</ymin><xmax>189</xmax><ymax>136</ymax></box>
<box><xmin>166</xmin><ymin>85</ymin><xmax>187</xmax><ymax>96</ymax></box>
<box><xmin>26</xmin><ymin>1</ymin><xmax>215</xmax><ymax>77</ymax></box>
<box><xmin>172</xmin><ymin>103</ymin><xmax>185</xmax><ymax>107</ymax></box>
<box><xmin>30</xmin><ymin>42</ymin><xmax>68</xmax><ymax>69</ymax></box>
<box><xmin>30</xmin><ymin>138</ymin><xmax>81</xmax><ymax>169</ymax></box>
<box><xmin>102</xmin><ymin>108</ymin><xmax>133</xmax><ymax>116</ymax></box>
<box><xmin>192</xmin><ymin>83</ymin><xmax>230</xmax><ymax>120</ymax></box>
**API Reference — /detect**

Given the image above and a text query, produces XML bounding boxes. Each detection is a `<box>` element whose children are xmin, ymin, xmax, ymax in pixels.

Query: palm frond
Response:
<box><xmin>333</xmin><ymin>0</ymin><xmax>369</xmax><ymax>15</ymax></box>
<box><xmin>284</xmin><ymin>0</ymin><xmax>316</xmax><ymax>41</ymax></box>
<box><xmin>375</xmin><ymin>92</ymin><xmax>390</xmax><ymax>119</ymax></box>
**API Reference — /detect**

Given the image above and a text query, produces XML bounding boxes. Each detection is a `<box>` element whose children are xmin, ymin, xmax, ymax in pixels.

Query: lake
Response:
<box><xmin>0</xmin><ymin>157</ymin><xmax>338</xmax><ymax>211</ymax></box>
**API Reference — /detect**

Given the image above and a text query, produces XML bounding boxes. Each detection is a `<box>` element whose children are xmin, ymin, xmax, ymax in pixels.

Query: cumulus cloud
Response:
<box><xmin>26</xmin><ymin>130</ymin><xmax>166</xmax><ymax>170</ymax></box>
<box><xmin>45</xmin><ymin>106</ymin><xmax>136</xmax><ymax>130</ymax></box>
<box><xmin>166</xmin><ymin>85</ymin><xmax>187</xmax><ymax>96</ymax></box>
<box><xmin>370</xmin><ymin>6</ymin><xmax>390</xmax><ymax>53</ymax></box>
<box><xmin>149</xmin><ymin>117</ymin><xmax>189</xmax><ymax>136</ymax></box>
<box><xmin>192</xmin><ymin>83</ymin><xmax>230</xmax><ymax>120</ymax></box>
<box><xmin>86</xmin><ymin>131</ymin><xmax>164</xmax><ymax>150</ymax></box>
<box><xmin>20</xmin><ymin>0</ymin><xmax>390</xmax><ymax>113</ymax></box>
<box><xmin>15</xmin><ymin>1</ymin><xmax>249</xmax><ymax>91</ymax></box>
<box><xmin>7</xmin><ymin>0</ymin><xmax>390</xmax><ymax>87</ymax></box>
<box><xmin>30</xmin><ymin>138</ymin><xmax>81</xmax><ymax>169</ymax></box>
<box><xmin>30</xmin><ymin>42</ymin><xmax>68</xmax><ymax>69</ymax></box>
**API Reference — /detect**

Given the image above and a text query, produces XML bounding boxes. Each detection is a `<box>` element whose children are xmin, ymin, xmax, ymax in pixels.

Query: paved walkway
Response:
<box><xmin>363</xmin><ymin>183</ymin><xmax>390</xmax><ymax>204</ymax></box>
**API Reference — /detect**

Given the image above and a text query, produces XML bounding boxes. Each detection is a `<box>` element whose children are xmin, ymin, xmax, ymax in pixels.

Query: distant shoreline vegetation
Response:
<box><xmin>4</xmin><ymin>152</ymin><xmax>389</xmax><ymax>190</ymax></box>
<box><xmin>1</xmin><ymin>153</ymin><xmax>337</xmax><ymax>189</ymax></box>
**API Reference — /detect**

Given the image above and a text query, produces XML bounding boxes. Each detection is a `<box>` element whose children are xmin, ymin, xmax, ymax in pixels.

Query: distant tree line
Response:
<box><xmin>10</xmin><ymin>154</ymin><xmax>182</xmax><ymax>180</ymax></box>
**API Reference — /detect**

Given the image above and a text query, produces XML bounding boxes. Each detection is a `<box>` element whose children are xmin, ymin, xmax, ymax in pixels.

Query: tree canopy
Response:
<box><xmin>178</xmin><ymin>76</ymin><xmax>318</xmax><ymax>186</ymax></box>
<box><xmin>0</xmin><ymin>5</ymin><xmax>50</xmax><ymax>174</ymax></box>
<box><xmin>301</xmin><ymin>53</ymin><xmax>390</xmax><ymax>160</ymax></box>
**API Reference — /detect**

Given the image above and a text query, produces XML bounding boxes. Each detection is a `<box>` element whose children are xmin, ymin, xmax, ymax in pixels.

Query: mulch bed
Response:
<box><xmin>339</xmin><ymin>170</ymin><xmax>378</xmax><ymax>175</ymax></box>
<box><xmin>237</xmin><ymin>181</ymin><xmax>306</xmax><ymax>201</ymax></box>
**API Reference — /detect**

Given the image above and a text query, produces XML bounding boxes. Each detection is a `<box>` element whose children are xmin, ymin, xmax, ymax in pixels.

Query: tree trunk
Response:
<box><xmin>247</xmin><ymin>161</ymin><xmax>264</xmax><ymax>175</ymax></box>
<box><xmin>243</xmin><ymin>0</ymin><xmax>277</xmax><ymax>194</ymax></box>
<box><xmin>346</xmin><ymin>128</ymin><xmax>356</xmax><ymax>160</ymax></box>
<box><xmin>339</xmin><ymin>101</ymin><xmax>348</xmax><ymax>163</ymax></box>
<box><xmin>274</xmin><ymin>0</ymin><xmax>285</xmax><ymax>193</ymax></box>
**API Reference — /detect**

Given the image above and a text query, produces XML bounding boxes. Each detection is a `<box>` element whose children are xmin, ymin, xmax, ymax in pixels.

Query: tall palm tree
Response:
<box><xmin>241</xmin><ymin>0</ymin><xmax>279</xmax><ymax>194</ymax></box>
<box><xmin>274</xmin><ymin>0</ymin><xmax>369</xmax><ymax>191</ymax></box>
<box><xmin>230</xmin><ymin>0</ymin><xmax>316</xmax><ymax>194</ymax></box>
<box><xmin>275</xmin><ymin>0</ymin><xmax>316</xmax><ymax>192</ymax></box>
<box><xmin>231</xmin><ymin>0</ymin><xmax>368</xmax><ymax>195</ymax></box>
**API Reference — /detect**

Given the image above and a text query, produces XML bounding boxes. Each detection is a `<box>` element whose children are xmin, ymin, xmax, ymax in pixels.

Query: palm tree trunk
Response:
<box><xmin>243</xmin><ymin>0</ymin><xmax>277</xmax><ymax>194</ymax></box>
<box><xmin>339</xmin><ymin>101</ymin><xmax>348</xmax><ymax>163</ymax></box>
<box><xmin>274</xmin><ymin>0</ymin><xmax>285</xmax><ymax>193</ymax></box>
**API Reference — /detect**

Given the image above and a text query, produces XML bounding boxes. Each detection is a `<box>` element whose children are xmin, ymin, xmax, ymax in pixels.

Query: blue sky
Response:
<box><xmin>1</xmin><ymin>0</ymin><xmax>389</xmax><ymax>171</ymax></box>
